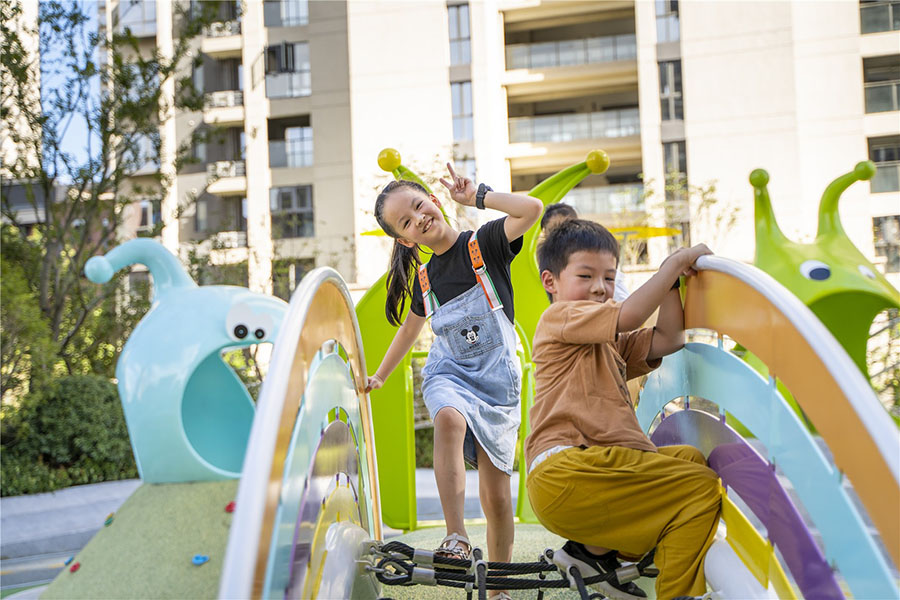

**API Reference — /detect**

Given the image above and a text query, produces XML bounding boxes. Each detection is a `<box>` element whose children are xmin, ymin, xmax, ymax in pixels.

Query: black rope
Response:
<box><xmin>371</xmin><ymin>540</ymin><xmax>660</xmax><ymax>600</ymax></box>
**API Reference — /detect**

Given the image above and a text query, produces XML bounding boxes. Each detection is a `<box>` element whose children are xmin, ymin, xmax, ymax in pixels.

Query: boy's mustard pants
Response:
<box><xmin>526</xmin><ymin>445</ymin><xmax>721</xmax><ymax>600</ymax></box>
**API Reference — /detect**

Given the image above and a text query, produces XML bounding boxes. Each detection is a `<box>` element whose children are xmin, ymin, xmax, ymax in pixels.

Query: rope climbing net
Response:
<box><xmin>364</xmin><ymin>540</ymin><xmax>659</xmax><ymax>600</ymax></box>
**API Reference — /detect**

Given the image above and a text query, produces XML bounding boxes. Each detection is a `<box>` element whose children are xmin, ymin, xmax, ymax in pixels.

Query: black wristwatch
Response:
<box><xmin>475</xmin><ymin>183</ymin><xmax>492</xmax><ymax>210</ymax></box>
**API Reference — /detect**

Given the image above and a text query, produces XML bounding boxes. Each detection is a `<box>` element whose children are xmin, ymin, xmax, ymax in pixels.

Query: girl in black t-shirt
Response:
<box><xmin>366</xmin><ymin>163</ymin><xmax>542</xmax><ymax>600</ymax></box>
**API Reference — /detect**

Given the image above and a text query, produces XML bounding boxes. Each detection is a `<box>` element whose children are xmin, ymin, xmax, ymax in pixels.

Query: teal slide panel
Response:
<box><xmin>637</xmin><ymin>343</ymin><xmax>897</xmax><ymax>599</ymax></box>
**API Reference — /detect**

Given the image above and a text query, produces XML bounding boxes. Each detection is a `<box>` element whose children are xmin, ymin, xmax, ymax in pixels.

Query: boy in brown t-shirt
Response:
<box><xmin>525</xmin><ymin>219</ymin><xmax>721</xmax><ymax>600</ymax></box>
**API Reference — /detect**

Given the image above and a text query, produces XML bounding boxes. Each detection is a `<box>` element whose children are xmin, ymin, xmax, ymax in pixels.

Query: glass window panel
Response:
<box><xmin>459</xmin><ymin>4</ymin><xmax>469</xmax><ymax>38</ymax></box>
<box><xmin>861</xmin><ymin>3</ymin><xmax>891</xmax><ymax>33</ymax></box>
<box><xmin>531</xmin><ymin>42</ymin><xmax>556</xmax><ymax>68</ymax></box>
<box><xmin>448</xmin><ymin>6</ymin><xmax>459</xmax><ymax>37</ymax></box>
<box><xmin>673</xmin><ymin>61</ymin><xmax>682</xmax><ymax>92</ymax></box>
<box><xmin>461</xmin><ymin>81</ymin><xmax>472</xmax><ymax>114</ymax></box>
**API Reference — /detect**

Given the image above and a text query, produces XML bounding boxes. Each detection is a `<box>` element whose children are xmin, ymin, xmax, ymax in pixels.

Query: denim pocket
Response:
<box><xmin>444</xmin><ymin>312</ymin><xmax>503</xmax><ymax>360</ymax></box>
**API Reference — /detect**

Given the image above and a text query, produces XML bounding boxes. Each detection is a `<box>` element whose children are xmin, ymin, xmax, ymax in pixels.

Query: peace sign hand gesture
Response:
<box><xmin>439</xmin><ymin>163</ymin><xmax>477</xmax><ymax>207</ymax></box>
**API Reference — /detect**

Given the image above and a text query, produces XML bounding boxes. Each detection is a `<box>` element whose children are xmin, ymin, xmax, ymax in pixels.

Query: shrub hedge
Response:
<box><xmin>1</xmin><ymin>374</ymin><xmax>137</xmax><ymax>496</ymax></box>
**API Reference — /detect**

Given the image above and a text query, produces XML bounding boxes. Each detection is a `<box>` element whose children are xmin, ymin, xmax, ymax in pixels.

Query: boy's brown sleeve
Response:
<box><xmin>542</xmin><ymin>301</ymin><xmax>620</xmax><ymax>345</ymax></box>
<box><xmin>616</xmin><ymin>327</ymin><xmax>662</xmax><ymax>380</ymax></box>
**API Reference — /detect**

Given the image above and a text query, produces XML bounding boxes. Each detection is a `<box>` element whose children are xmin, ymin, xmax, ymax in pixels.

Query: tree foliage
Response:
<box><xmin>0</xmin><ymin>0</ymin><xmax>222</xmax><ymax>399</ymax></box>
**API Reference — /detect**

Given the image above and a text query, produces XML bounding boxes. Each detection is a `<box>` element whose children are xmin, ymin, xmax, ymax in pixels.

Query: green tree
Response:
<box><xmin>0</xmin><ymin>0</ymin><xmax>222</xmax><ymax>398</ymax></box>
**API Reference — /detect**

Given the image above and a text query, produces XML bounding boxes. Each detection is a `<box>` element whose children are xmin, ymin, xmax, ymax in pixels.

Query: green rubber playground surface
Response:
<box><xmin>384</xmin><ymin>523</ymin><xmax>659</xmax><ymax>600</ymax></box>
<box><xmin>42</xmin><ymin>480</ymin><xmax>238</xmax><ymax>600</ymax></box>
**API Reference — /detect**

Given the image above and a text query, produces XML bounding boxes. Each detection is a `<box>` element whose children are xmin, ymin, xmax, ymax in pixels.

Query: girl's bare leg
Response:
<box><xmin>433</xmin><ymin>407</ymin><xmax>469</xmax><ymax>549</ymax></box>
<box><xmin>475</xmin><ymin>442</ymin><xmax>514</xmax><ymax>562</ymax></box>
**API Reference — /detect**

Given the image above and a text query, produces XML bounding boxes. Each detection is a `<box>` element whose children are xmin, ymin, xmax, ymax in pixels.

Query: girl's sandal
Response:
<box><xmin>434</xmin><ymin>533</ymin><xmax>472</xmax><ymax>560</ymax></box>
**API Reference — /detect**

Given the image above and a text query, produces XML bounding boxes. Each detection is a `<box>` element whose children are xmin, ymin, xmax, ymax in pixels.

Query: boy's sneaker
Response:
<box><xmin>557</xmin><ymin>540</ymin><xmax>648</xmax><ymax>600</ymax></box>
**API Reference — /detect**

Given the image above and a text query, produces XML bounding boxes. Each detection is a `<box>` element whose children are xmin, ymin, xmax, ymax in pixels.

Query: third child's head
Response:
<box><xmin>374</xmin><ymin>180</ymin><xmax>447</xmax><ymax>249</ymax></box>
<box><xmin>537</xmin><ymin>218</ymin><xmax>619</xmax><ymax>303</ymax></box>
<box><xmin>540</xmin><ymin>202</ymin><xmax>578</xmax><ymax>231</ymax></box>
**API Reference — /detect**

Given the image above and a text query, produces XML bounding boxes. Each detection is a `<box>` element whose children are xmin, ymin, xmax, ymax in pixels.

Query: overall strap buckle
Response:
<box><xmin>467</xmin><ymin>233</ymin><xmax>503</xmax><ymax>312</ymax></box>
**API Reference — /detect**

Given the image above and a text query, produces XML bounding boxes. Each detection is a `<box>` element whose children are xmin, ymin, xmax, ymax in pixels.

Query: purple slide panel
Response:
<box><xmin>650</xmin><ymin>409</ymin><xmax>842</xmax><ymax>599</ymax></box>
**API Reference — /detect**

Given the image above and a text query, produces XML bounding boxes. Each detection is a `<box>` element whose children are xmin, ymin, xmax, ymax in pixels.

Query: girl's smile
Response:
<box><xmin>382</xmin><ymin>188</ymin><xmax>457</xmax><ymax>254</ymax></box>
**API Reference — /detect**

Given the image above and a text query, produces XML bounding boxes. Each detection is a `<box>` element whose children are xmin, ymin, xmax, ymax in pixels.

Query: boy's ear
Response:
<box><xmin>396</xmin><ymin>237</ymin><xmax>416</xmax><ymax>249</ymax></box>
<box><xmin>540</xmin><ymin>270</ymin><xmax>557</xmax><ymax>297</ymax></box>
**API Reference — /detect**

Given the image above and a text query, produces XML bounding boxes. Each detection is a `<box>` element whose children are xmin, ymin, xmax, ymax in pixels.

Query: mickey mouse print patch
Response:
<box><xmin>460</xmin><ymin>325</ymin><xmax>480</xmax><ymax>345</ymax></box>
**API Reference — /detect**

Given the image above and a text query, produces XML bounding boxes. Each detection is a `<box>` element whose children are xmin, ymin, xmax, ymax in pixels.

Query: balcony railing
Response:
<box><xmin>509</xmin><ymin>108</ymin><xmax>640</xmax><ymax>144</ymax></box>
<box><xmin>207</xmin><ymin>160</ymin><xmax>246</xmax><ymax>179</ymax></box>
<box><xmin>860</xmin><ymin>1</ymin><xmax>900</xmax><ymax>34</ymax></box>
<box><xmin>566</xmin><ymin>184</ymin><xmax>645</xmax><ymax>215</ymax></box>
<box><xmin>205</xmin><ymin>19</ymin><xmax>241</xmax><ymax>37</ymax></box>
<box><xmin>269</xmin><ymin>140</ymin><xmax>313</xmax><ymax>168</ymax></box>
<box><xmin>872</xmin><ymin>160</ymin><xmax>900</xmax><ymax>193</ymax></box>
<box><xmin>211</xmin><ymin>230</ymin><xmax>248</xmax><ymax>249</ymax></box>
<box><xmin>506</xmin><ymin>33</ymin><xmax>636</xmax><ymax>70</ymax></box>
<box><xmin>265</xmin><ymin>72</ymin><xmax>311</xmax><ymax>99</ymax></box>
<box><xmin>865</xmin><ymin>80</ymin><xmax>900</xmax><ymax>113</ymax></box>
<box><xmin>204</xmin><ymin>90</ymin><xmax>244</xmax><ymax>108</ymax></box>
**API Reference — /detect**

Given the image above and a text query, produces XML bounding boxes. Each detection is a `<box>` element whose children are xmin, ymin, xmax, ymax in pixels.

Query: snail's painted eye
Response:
<box><xmin>799</xmin><ymin>260</ymin><xmax>831</xmax><ymax>281</ymax></box>
<box><xmin>233</xmin><ymin>324</ymin><xmax>248</xmax><ymax>339</ymax></box>
<box><xmin>858</xmin><ymin>265</ymin><xmax>877</xmax><ymax>280</ymax></box>
<box><xmin>254</xmin><ymin>328</ymin><xmax>266</xmax><ymax>340</ymax></box>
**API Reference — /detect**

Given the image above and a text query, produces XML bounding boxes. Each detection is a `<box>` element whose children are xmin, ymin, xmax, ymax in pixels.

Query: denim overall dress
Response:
<box><xmin>419</xmin><ymin>233</ymin><xmax>522</xmax><ymax>475</ymax></box>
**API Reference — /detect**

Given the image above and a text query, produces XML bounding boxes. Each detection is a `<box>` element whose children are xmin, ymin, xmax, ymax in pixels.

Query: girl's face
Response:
<box><xmin>381</xmin><ymin>187</ymin><xmax>446</xmax><ymax>247</ymax></box>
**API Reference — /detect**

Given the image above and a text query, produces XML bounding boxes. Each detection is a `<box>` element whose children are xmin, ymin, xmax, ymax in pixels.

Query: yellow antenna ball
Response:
<box><xmin>586</xmin><ymin>149</ymin><xmax>610</xmax><ymax>174</ymax></box>
<box><xmin>378</xmin><ymin>148</ymin><xmax>402</xmax><ymax>172</ymax></box>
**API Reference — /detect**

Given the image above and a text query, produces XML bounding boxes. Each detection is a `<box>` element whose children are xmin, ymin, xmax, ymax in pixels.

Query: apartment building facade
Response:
<box><xmin>106</xmin><ymin>0</ymin><xmax>899</xmax><ymax>297</ymax></box>
<box><xmin>106</xmin><ymin>0</ymin><xmax>455</xmax><ymax>298</ymax></box>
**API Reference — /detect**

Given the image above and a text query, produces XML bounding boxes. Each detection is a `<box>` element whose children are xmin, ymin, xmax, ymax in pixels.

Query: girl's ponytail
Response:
<box><xmin>383</xmin><ymin>241</ymin><xmax>420</xmax><ymax>326</ymax></box>
<box><xmin>375</xmin><ymin>180</ymin><xmax>430</xmax><ymax>326</ymax></box>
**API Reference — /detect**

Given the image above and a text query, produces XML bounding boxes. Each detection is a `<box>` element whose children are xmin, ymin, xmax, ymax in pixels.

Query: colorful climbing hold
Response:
<box><xmin>70</xmin><ymin>562</ymin><xmax>81</xmax><ymax>573</ymax></box>
<box><xmin>104</xmin><ymin>512</ymin><xmax>114</xmax><ymax>526</ymax></box>
<box><xmin>192</xmin><ymin>554</ymin><xmax>210</xmax><ymax>566</ymax></box>
<box><xmin>225</xmin><ymin>501</ymin><xmax>236</xmax><ymax>513</ymax></box>
<box><xmin>64</xmin><ymin>556</ymin><xmax>74</xmax><ymax>566</ymax></box>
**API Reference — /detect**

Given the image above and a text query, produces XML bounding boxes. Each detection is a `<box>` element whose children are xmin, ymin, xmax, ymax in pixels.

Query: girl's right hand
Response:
<box><xmin>439</xmin><ymin>162</ymin><xmax>477</xmax><ymax>207</ymax></box>
<box><xmin>365</xmin><ymin>373</ymin><xmax>384</xmax><ymax>393</ymax></box>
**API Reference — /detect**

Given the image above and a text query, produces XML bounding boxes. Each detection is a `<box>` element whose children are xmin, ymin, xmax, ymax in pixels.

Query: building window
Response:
<box><xmin>869</xmin><ymin>136</ymin><xmax>900</xmax><ymax>193</ymax></box>
<box><xmin>273</xmin><ymin>258</ymin><xmax>314</xmax><ymax>300</ymax></box>
<box><xmin>127</xmin><ymin>270</ymin><xmax>151</xmax><ymax>297</ymax></box>
<box><xmin>456</xmin><ymin>158</ymin><xmax>476</xmax><ymax>181</ymax></box>
<box><xmin>137</xmin><ymin>199</ymin><xmax>161</xmax><ymax>233</ymax></box>
<box><xmin>663</xmin><ymin>141</ymin><xmax>689</xmax><ymax>248</ymax></box>
<box><xmin>860</xmin><ymin>1</ymin><xmax>900</xmax><ymax>34</ymax></box>
<box><xmin>195</xmin><ymin>197</ymin><xmax>208</xmax><ymax>233</ymax></box>
<box><xmin>659</xmin><ymin>61</ymin><xmax>683</xmax><ymax>120</ymax></box>
<box><xmin>117</xmin><ymin>0</ymin><xmax>156</xmax><ymax>37</ymax></box>
<box><xmin>270</xmin><ymin>185</ymin><xmax>314</xmax><ymax>238</ymax></box>
<box><xmin>451</xmin><ymin>81</ymin><xmax>473</xmax><ymax>141</ymax></box>
<box><xmin>265</xmin><ymin>42</ymin><xmax>311</xmax><ymax>98</ymax></box>
<box><xmin>864</xmin><ymin>55</ymin><xmax>900</xmax><ymax>113</ymax></box>
<box><xmin>264</xmin><ymin>0</ymin><xmax>309</xmax><ymax>27</ymax></box>
<box><xmin>230</xmin><ymin>197</ymin><xmax>247</xmax><ymax>232</ymax></box>
<box><xmin>874</xmin><ymin>215</ymin><xmax>900</xmax><ymax>272</ymax></box>
<box><xmin>448</xmin><ymin>4</ymin><xmax>471</xmax><ymax>65</ymax></box>
<box><xmin>655</xmin><ymin>0</ymin><xmax>680</xmax><ymax>43</ymax></box>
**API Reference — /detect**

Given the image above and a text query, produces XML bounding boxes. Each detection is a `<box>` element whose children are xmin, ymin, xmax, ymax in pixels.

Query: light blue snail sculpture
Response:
<box><xmin>85</xmin><ymin>239</ymin><xmax>287</xmax><ymax>483</ymax></box>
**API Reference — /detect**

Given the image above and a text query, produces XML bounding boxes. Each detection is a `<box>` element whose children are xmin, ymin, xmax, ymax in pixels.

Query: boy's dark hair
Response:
<box><xmin>537</xmin><ymin>218</ymin><xmax>619</xmax><ymax>280</ymax></box>
<box><xmin>374</xmin><ymin>180</ymin><xmax>430</xmax><ymax>326</ymax></box>
<box><xmin>540</xmin><ymin>202</ymin><xmax>578</xmax><ymax>230</ymax></box>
